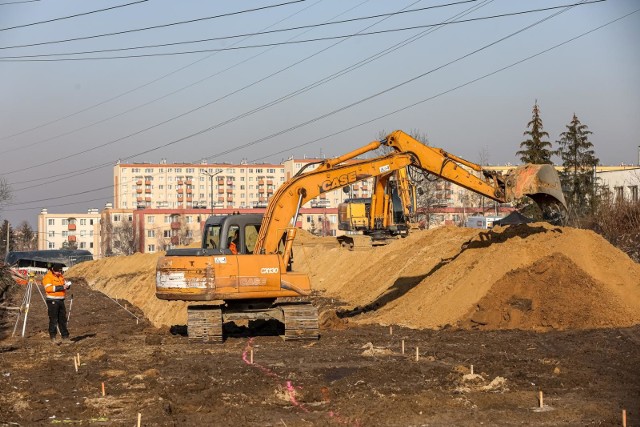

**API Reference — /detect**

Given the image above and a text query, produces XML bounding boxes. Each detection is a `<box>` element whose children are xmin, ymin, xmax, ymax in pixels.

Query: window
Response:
<box><xmin>90</xmin><ymin>242</ymin><xmax>94</xmax><ymax>249</ymax></box>
<box><xmin>80</xmin><ymin>219</ymin><xmax>87</xmax><ymax>225</ymax></box>
<box><xmin>62</xmin><ymin>231</ymin><xmax>68</xmax><ymax>237</ymax></box>
<box><xmin>48</xmin><ymin>219</ymin><xmax>55</xmax><ymax>226</ymax></box>
<box><xmin>62</xmin><ymin>219</ymin><xmax>68</xmax><ymax>226</ymax></box>
<box><xmin>80</xmin><ymin>230</ymin><xmax>86</xmax><ymax>237</ymax></box>
<box><xmin>615</xmin><ymin>186</ymin><xmax>624</xmax><ymax>201</ymax></box>
<box><xmin>186</xmin><ymin>168</ymin><xmax>194</xmax><ymax>173</ymax></box>
<box><xmin>630</xmin><ymin>186</ymin><xmax>638</xmax><ymax>202</ymax></box>
<box><xmin>48</xmin><ymin>242</ymin><xmax>55</xmax><ymax>249</ymax></box>
<box><xmin>48</xmin><ymin>231</ymin><xmax>55</xmax><ymax>238</ymax></box>
<box><xmin>147</xmin><ymin>216</ymin><xmax>155</xmax><ymax>224</ymax></box>
<box><xmin>164</xmin><ymin>230</ymin><xmax>171</xmax><ymax>238</ymax></box>
<box><xmin>164</xmin><ymin>216</ymin><xmax>171</xmax><ymax>223</ymax></box>
<box><xmin>90</xmin><ymin>219</ymin><xmax>94</xmax><ymax>225</ymax></box>
<box><xmin>147</xmin><ymin>245</ymin><xmax>156</xmax><ymax>252</ymax></box>
<box><xmin>90</xmin><ymin>231</ymin><xmax>94</xmax><ymax>237</ymax></box>
<box><xmin>175</xmin><ymin>168</ymin><xmax>182</xmax><ymax>173</ymax></box>
<box><xmin>79</xmin><ymin>242</ymin><xmax>86</xmax><ymax>249</ymax></box>
<box><xmin>112</xmin><ymin>214</ymin><xmax>121</xmax><ymax>222</ymax></box>
<box><xmin>148</xmin><ymin>230</ymin><xmax>155</xmax><ymax>237</ymax></box>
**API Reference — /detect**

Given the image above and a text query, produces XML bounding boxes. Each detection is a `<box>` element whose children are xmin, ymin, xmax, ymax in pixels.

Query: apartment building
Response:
<box><xmin>113</xmin><ymin>157</ymin><xmax>373</xmax><ymax>212</ymax></box>
<box><xmin>37</xmin><ymin>209</ymin><xmax>101</xmax><ymax>256</ymax></box>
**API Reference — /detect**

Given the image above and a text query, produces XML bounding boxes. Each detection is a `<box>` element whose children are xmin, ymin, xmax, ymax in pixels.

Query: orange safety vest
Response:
<box><xmin>42</xmin><ymin>270</ymin><xmax>66</xmax><ymax>299</ymax></box>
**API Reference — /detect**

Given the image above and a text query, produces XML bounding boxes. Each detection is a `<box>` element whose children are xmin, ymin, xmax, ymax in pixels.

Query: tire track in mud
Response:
<box><xmin>241</xmin><ymin>338</ymin><xmax>358</xmax><ymax>426</ymax></box>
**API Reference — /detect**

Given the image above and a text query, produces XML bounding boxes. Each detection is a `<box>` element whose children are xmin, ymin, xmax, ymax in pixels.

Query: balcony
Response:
<box><xmin>186</xmin><ymin>188</ymin><xmax>192</xmax><ymax>194</ymax></box>
<box><xmin>226</xmin><ymin>188</ymin><xmax>233</xmax><ymax>193</ymax></box>
<box><xmin>267</xmin><ymin>180</ymin><xmax>273</xmax><ymax>185</ymax></box>
<box><xmin>145</xmin><ymin>180</ymin><xmax>151</xmax><ymax>185</ymax></box>
<box><xmin>171</xmin><ymin>236</ymin><xmax>180</xmax><ymax>245</ymax></box>
<box><xmin>177</xmin><ymin>180</ymin><xmax>184</xmax><ymax>185</ymax></box>
<box><xmin>217</xmin><ymin>197</ymin><xmax>225</xmax><ymax>202</ymax></box>
<box><xmin>67</xmin><ymin>224</ymin><xmax>76</xmax><ymax>231</ymax></box>
<box><xmin>258</xmin><ymin>180</ymin><xmax>265</xmax><ymax>185</ymax></box>
<box><xmin>145</xmin><ymin>188</ymin><xmax>151</xmax><ymax>193</ymax></box>
<box><xmin>186</xmin><ymin>196</ymin><xmax>193</xmax><ymax>201</ymax></box>
<box><xmin>226</xmin><ymin>196</ymin><xmax>233</xmax><ymax>202</ymax></box>
<box><xmin>185</xmin><ymin>179</ymin><xmax>193</xmax><ymax>185</ymax></box>
<box><xmin>258</xmin><ymin>188</ymin><xmax>265</xmax><ymax>193</ymax></box>
<box><xmin>226</xmin><ymin>180</ymin><xmax>233</xmax><ymax>186</ymax></box>
<box><xmin>177</xmin><ymin>188</ymin><xmax>183</xmax><ymax>194</ymax></box>
<box><xmin>267</xmin><ymin>188</ymin><xmax>274</xmax><ymax>194</ymax></box>
<box><xmin>137</xmin><ymin>197</ymin><xmax>143</xmax><ymax>202</ymax></box>
<box><xmin>171</xmin><ymin>222</ymin><xmax>181</xmax><ymax>230</ymax></box>
<box><xmin>136</xmin><ymin>189</ymin><xmax>143</xmax><ymax>193</ymax></box>
<box><xmin>68</xmin><ymin>235</ymin><xmax>76</xmax><ymax>242</ymax></box>
<box><xmin>136</xmin><ymin>180</ymin><xmax>142</xmax><ymax>185</ymax></box>
<box><xmin>259</xmin><ymin>197</ymin><xmax>266</xmax><ymax>202</ymax></box>
<box><xmin>218</xmin><ymin>189</ymin><xmax>224</xmax><ymax>194</ymax></box>
<box><xmin>145</xmin><ymin>197</ymin><xmax>151</xmax><ymax>202</ymax></box>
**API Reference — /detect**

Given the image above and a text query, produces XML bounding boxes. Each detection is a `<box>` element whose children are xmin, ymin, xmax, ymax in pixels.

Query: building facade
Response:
<box><xmin>37</xmin><ymin>209</ymin><xmax>101</xmax><ymax>256</ymax></box>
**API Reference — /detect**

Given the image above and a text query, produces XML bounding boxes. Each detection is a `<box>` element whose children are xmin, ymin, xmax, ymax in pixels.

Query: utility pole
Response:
<box><xmin>203</xmin><ymin>170</ymin><xmax>223</xmax><ymax>216</ymax></box>
<box><xmin>5</xmin><ymin>221</ymin><xmax>9</xmax><ymax>255</ymax></box>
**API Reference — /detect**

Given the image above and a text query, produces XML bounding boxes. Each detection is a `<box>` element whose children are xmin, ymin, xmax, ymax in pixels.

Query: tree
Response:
<box><xmin>556</xmin><ymin>113</ymin><xmax>599</xmax><ymax>219</ymax></box>
<box><xmin>112</xmin><ymin>219</ymin><xmax>138</xmax><ymax>255</ymax></box>
<box><xmin>14</xmin><ymin>221</ymin><xmax>36</xmax><ymax>251</ymax></box>
<box><xmin>0</xmin><ymin>177</ymin><xmax>11</xmax><ymax>212</ymax></box>
<box><xmin>517</xmin><ymin>101</ymin><xmax>553</xmax><ymax>164</ymax></box>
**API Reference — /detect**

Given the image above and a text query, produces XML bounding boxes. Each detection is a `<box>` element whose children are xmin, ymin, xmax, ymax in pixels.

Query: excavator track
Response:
<box><xmin>280</xmin><ymin>303</ymin><xmax>320</xmax><ymax>341</ymax></box>
<box><xmin>187</xmin><ymin>306</ymin><xmax>223</xmax><ymax>343</ymax></box>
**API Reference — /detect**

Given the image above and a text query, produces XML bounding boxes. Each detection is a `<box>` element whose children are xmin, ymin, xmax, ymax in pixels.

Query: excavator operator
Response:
<box><xmin>229</xmin><ymin>229</ymin><xmax>239</xmax><ymax>255</ymax></box>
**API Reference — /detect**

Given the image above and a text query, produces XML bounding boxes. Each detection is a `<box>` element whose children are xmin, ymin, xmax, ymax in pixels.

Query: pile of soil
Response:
<box><xmin>67</xmin><ymin>223</ymin><xmax>640</xmax><ymax>332</ymax></box>
<box><xmin>295</xmin><ymin>223</ymin><xmax>640</xmax><ymax>331</ymax></box>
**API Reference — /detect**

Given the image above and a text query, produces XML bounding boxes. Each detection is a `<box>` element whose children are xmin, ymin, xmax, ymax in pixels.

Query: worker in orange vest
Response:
<box><xmin>42</xmin><ymin>264</ymin><xmax>71</xmax><ymax>344</ymax></box>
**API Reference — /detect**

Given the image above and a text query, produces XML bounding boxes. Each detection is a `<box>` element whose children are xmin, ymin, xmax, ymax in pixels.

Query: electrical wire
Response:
<box><xmin>0</xmin><ymin>0</ymin><xmax>477</xmax><ymax>52</ymax></box>
<box><xmin>0</xmin><ymin>0</ymin><xmax>305</xmax><ymax>50</ymax></box>
<box><xmin>4</xmin><ymin>0</ymin><xmax>436</xmax><ymax>174</ymax></box>
<box><xmin>5</xmin><ymin>0</ymin><xmax>620</xmax><ymax>210</ymax></box>
<box><xmin>0</xmin><ymin>1</ymin><xmax>606</xmax><ymax>61</ymax></box>
<box><xmin>0</xmin><ymin>0</ymin><xmax>149</xmax><ymax>32</ymax></box>
<box><xmin>0</xmin><ymin>0</ymin><xmax>324</xmax><ymax>144</ymax></box>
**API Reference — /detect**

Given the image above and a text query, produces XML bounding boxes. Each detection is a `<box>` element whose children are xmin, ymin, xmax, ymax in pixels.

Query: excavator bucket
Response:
<box><xmin>504</xmin><ymin>164</ymin><xmax>567</xmax><ymax>223</ymax></box>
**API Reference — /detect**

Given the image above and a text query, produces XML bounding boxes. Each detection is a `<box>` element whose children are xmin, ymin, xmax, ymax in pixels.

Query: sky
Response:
<box><xmin>0</xmin><ymin>0</ymin><xmax>639</xmax><ymax>227</ymax></box>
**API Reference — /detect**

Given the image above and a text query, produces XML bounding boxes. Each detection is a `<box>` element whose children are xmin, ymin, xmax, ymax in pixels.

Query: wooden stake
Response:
<box><xmin>401</xmin><ymin>340</ymin><xmax>405</xmax><ymax>355</ymax></box>
<box><xmin>389</xmin><ymin>326</ymin><xmax>393</xmax><ymax>335</ymax></box>
<box><xmin>137</xmin><ymin>412</ymin><xmax>141</xmax><ymax>427</ymax></box>
<box><xmin>101</xmin><ymin>382</ymin><xmax>105</xmax><ymax>397</ymax></box>
<box><xmin>73</xmin><ymin>357</ymin><xmax>78</xmax><ymax>373</ymax></box>
<box><xmin>470</xmin><ymin>364</ymin><xmax>474</xmax><ymax>375</ymax></box>
<box><xmin>76</xmin><ymin>353</ymin><xmax>80</xmax><ymax>367</ymax></box>
<box><xmin>250</xmin><ymin>348</ymin><xmax>254</xmax><ymax>364</ymax></box>
<box><xmin>622</xmin><ymin>409</ymin><xmax>626</xmax><ymax>427</ymax></box>
<box><xmin>415</xmin><ymin>347</ymin><xmax>419</xmax><ymax>362</ymax></box>
<box><xmin>538</xmin><ymin>391</ymin><xmax>544</xmax><ymax>408</ymax></box>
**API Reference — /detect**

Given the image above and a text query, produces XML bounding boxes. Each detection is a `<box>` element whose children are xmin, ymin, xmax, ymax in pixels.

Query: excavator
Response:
<box><xmin>337</xmin><ymin>167</ymin><xmax>417</xmax><ymax>249</ymax></box>
<box><xmin>156</xmin><ymin>130</ymin><xmax>566</xmax><ymax>342</ymax></box>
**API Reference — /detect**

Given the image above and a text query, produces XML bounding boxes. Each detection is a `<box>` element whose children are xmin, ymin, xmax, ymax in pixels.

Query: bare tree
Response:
<box><xmin>112</xmin><ymin>219</ymin><xmax>138</xmax><ymax>255</ymax></box>
<box><xmin>0</xmin><ymin>177</ymin><xmax>12</xmax><ymax>212</ymax></box>
<box><xmin>14</xmin><ymin>221</ymin><xmax>36</xmax><ymax>251</ymax></box>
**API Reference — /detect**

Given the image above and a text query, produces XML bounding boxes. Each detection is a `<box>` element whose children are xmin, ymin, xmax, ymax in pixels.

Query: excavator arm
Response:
<box><xmin>255</xmin><ymin>130</ymin><xmax>566</xmax><ymax>255</ymax></box>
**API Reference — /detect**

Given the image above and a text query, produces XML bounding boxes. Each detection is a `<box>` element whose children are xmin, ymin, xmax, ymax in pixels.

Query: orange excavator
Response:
<box><xmin>156</xmin><ymin>130</ymin><xmax>566</xmax><ymax>342</ymax></box>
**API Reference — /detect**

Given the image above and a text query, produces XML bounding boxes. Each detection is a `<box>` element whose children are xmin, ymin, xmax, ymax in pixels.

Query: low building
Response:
<box><xmin>37</xmin><ymin>209</ymin><xmax>101</xmax><ymax>256</ymax></box>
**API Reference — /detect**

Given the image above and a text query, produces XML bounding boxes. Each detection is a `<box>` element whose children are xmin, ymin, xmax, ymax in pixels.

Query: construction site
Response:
<box><xmin>1</xmin><ymin>220</ymin><xmax>639</xmax><ymax>426</ymax></box>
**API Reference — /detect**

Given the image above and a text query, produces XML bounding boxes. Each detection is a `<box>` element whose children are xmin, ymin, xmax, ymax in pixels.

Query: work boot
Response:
<box><xmin>50</xmin><ymin>338</ymin><xmax>58</xmax><ymax>345</ymax></box>
<box><xmin>61</xmin><ymin>337</ymin><xmax>72</xmax><ymax>345</ymax></box>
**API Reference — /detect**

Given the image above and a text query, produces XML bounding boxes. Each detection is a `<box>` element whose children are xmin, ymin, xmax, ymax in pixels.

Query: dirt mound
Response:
<box><xmin>296</xmin><ymin>223</ymin><xmax>640</xmax><ymax>331</ymax></box>
<box><xmin>65</xmin><ymin>222</ymin><xmax>640</xmax><ymax>332</ymax></box>
<box><xmin>67</xmin><ymin>252</ymin><xmax>188</xmax><ymax>328</ymax></box>
<box><xmin>459</xmin><ymin>253</ymin><xmax>636</xmax><ymax>331</ymax></box>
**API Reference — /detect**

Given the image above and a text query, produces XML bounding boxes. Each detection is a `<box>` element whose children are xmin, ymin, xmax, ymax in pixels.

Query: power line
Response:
<box><xmin>4</xmin><ymin>1</ymin><xmax>605</xmax><ymax>209</ymax></box>
<box><xmin>1</xmin><ymin>0</ymin><xmax>477</xmax><ymax>52</ymax></box>
<box><xmin>0</xmin><ymin>0</ymin><xmax>148</xmax><ymax>32</ymax></box>
<box><xmin>0</xmin><ymin>0</ymin><xmax>323</xmax><ymax>144</ymax></box>
<box><xmin>0</xmin><ymin>1</ymin><xmax>606</xmax><ymax>61</ymax></box>
<box><xmin>0</xmin><ymin>0</ymin><xmax>305</xmax><ymax>50</ymax></box>
<box><xmin>4</xmin><ymin>0</ymin><xmax>436</xmax><ymax>174</ymax></box>
<box><xmin>0</xmin><ymin>0</ymin><xmax>40</xmax><ymax>5</ymax></box>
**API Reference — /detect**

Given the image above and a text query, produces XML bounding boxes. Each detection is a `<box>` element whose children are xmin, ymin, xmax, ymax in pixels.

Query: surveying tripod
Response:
<box><xmin>12</xmin><ymin>271</ymin><xmax>47</xmax><ymax>338</ymax></box>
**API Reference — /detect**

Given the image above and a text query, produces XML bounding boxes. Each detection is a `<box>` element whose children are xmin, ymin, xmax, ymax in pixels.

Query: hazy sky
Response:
<box><xmin>1</xmin><ymin>0</ymin><xmax>639</xmax><ymax>226</ymax></box>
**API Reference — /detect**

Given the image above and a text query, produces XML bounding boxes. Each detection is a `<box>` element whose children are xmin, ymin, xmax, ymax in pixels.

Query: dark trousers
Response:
<box><xmin>46</xmin><ymin>299</ymin><xmax>69</xmax><ymax>339</ymax></box>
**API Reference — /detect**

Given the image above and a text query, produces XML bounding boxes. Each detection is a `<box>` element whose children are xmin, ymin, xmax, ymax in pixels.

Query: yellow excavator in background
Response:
<box><xmin>156</xmin><ymin>130</ymin><xmax>566</xmax><ymax>342</ymax></box>
<box><xmin>337</xmin><ymin>167</ymin><xmax>417</xmax><ymax>249</ymax></box>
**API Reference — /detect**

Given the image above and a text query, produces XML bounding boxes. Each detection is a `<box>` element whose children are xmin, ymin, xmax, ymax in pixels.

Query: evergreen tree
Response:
<box><xmin>517</xmin><ymin>101</ymin><xmax>553</xmax><ymax>164</ymax></box>
<box><xmin>556</xmin><ymin>113</ymin><xmax>599</xmax><ymax>218</ymax></box>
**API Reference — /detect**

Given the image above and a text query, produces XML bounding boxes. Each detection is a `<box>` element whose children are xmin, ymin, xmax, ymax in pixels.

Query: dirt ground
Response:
<box><xmin>1</xmin><ymin>223</ymin><xmax>639</xmax><ymax>426</ymax></box>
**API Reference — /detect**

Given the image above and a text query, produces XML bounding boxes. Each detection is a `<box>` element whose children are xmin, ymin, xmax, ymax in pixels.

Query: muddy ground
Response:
<box><xmin>0</xmin><ymin>279</ymin><xmax>638</xmax><ymax>426</ymax></box>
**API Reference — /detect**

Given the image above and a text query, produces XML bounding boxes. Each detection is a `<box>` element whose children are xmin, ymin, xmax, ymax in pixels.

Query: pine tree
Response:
<box><xmin>556</xmin><ymin>113</ymin><xmax>599</xmax><ymax>218</ymax></box>
<box><xmin>517</xmin><ymin>101</ymin><xmax>553</xmax><ymax>164</ymax></box>
<box><xmin>15</xmin><ymin>221</ymin><xmax>36</xmax><ymax>251</ymax></box>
